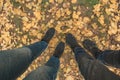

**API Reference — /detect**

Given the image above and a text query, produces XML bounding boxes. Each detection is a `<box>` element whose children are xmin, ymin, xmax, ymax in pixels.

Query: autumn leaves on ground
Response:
<box><xmin>0</xmin><ymin>0</ymin><xmax>120</xmax><ymax>80</ymax></box>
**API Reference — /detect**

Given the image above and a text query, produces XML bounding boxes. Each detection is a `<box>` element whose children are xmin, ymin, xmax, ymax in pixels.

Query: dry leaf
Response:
<box><xmin>71</xmin><ymin>0</ymin><xmax>77</xmax><ymax>4</ymax></box>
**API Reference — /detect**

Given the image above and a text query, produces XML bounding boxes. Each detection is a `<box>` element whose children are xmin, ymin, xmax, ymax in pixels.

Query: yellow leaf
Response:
<box><xmin>22</xmin><ymin>17</ymin><xmax>29</xmax><ymax>22</ymax></box>
<box><xmin>71</xmin><ymin>0</ymin><xmax>77</xmax><ymax>4</ymax></box>
<box><xmin>72</xmin><ymin>11</ymin><xmax>79</xmax><ymax>19</ymax></box>
<box><xmin>56</xmin><ymin>9</ymin><xmax>61</xmax><ymax>18</ymax></box>
<box><xmin>57</xmin><ymin>0</ymin><xmax>63</xmax><ymax>3</ymax></box>
<box><xmin>49</xmin><ymin>0</ymin><xmax>54</xmax><ymax>3</ymax></box>
<box><xmin>115</xmin><ymin>35</ymin><xmax>120</xmax><ymax>42</ymax></box>
<box><xmin>34</xmin><ymin>11</ymin><xmax>41</xmax><ymax>20</ymax></box>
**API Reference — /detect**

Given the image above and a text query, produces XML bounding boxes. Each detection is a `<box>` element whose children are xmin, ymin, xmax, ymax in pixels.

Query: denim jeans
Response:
<box><xmin>74</xmin><ymin>47</ymin><xmax>120</xmax><ymax>80</ymax></box>
<box><xmin>0</xmin><ymin>41</ymin><xmax>48</xmax><ymax>80</ymax></box>
<box><xmin>97</xmin><ymin>50</ymin><xmax>120</xmax><ymax>68</ymax></box>
<box><xmin>24</xmin><ymin>56</ymin><xmax>60</xmax><ymax>80</ymax></box>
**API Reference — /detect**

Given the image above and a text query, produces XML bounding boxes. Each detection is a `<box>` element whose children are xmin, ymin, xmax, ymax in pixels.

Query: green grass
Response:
<box><xmin>78</xmin><ymin>0</ymin><xmax>99</xmax><ymax>7</ymax></box>
<box><xmin>10</xmin><ymin>0</ymin><xmax>21</xmax><ymax>8</ymax></box>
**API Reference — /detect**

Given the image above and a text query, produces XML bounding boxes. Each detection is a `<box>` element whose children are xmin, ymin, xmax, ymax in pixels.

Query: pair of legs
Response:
<box><xmin>23</xmin><ymin>42</ymin><xmax>65</xmax><ymax>80</ymax></box>
<box><xmin>0</xmin><ymin>28</ymin><xmax>120</xmax><ymax>80</ymax></box>
<box><xmin>66</xmin><ymin>33</ymin><xmax>120</xmax><ymax>80</ymax></box>
<box><xmin>0</xmin><ymin>28</ymin><xmax>65</xmax><ymax>80</ymax></box>
<box><xmin>83</xmin><ymin>39</ymin><xmax>120</xmax><ymax>68</ymax></box>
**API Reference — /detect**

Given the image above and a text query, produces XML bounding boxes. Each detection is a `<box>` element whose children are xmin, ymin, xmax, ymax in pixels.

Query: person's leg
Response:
<box><xmin>23</xmin><ymin>42</ymin><xmax>65</xmax><ymax>80</ymax></box>
<box><xmin>98</xmin><ymin>50</ymin><xmax>120</xmax><ymax>68</ymax></box>
<box><xmin>0</xmin><ymin>28</ymin><xmax>55</xmax><ymax>80</ymax></box>
<box><xmin>83</xmin><ymin>39</ymin><xmax>120</xmax><ymax>68</ymax></box>
<box><xmin>66</xmin><ymin>33</ymin><xmax>120</xmax><ymax>80</ymax></box>
<box><xmin>74</xmin><ymin>47</ymin><xmax>120</xmax><ymax>80</ymax></box>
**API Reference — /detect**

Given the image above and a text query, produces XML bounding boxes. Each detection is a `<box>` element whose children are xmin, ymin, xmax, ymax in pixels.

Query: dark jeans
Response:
<box><xmin>0</xmin><ymin>41</ymin><xmax>48</xmax><ymax>80</ymax></box>
<box><xmin>98</xmin><ymin>50</ymin><xmax>120</xmax><ymax>68</ymax></box>
<box><xmin>23</xmin><ymin>56</ymin><xmax>60</xmax><ymax>80</ymax></box>
<box><xmin>74</xmin><ymin>47</ymin><xmax>120</xmax><ymax>80</ymax></box>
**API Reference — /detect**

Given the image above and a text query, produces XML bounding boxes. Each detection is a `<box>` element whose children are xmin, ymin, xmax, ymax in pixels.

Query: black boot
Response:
<box><xmin>41</xmin><ymin>28</ymin><xmax>55</xmax><ymax>43</ymax></box>
<box><xmin>82</xmin><ymin>39</ymin><xmax>102</xmax><ymax>58</ymax></box>
<box><xmin>66</xmin><ymin>33</ymin><xmax>80</xmax><ymax>52</ymax></box>
<box><xmin>53</xmin><ymin>42</ymin><xmax>65</xmax><ymax>58</ymax></box>
<box><xmin>83</xmin><ymin>39</ymin><xmax>120</xmax><ymax>68</ymax></box>
<box><xmin>27</xmin><ymin>28</ymin><xmax>55</xmax><ymax>60</ymax></box>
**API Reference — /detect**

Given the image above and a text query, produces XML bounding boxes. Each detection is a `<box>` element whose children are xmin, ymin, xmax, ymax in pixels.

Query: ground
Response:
<box><xmin>0</xmin><ymin>0</ymin><xmax>120</xmax><ymax>80</ymax></box>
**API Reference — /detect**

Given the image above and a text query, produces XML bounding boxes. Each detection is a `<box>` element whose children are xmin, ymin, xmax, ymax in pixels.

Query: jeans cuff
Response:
<box><xmin>45</xmin><ymin>56</ymin><xmax>60</xmax><ymax>69</ymax></box>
